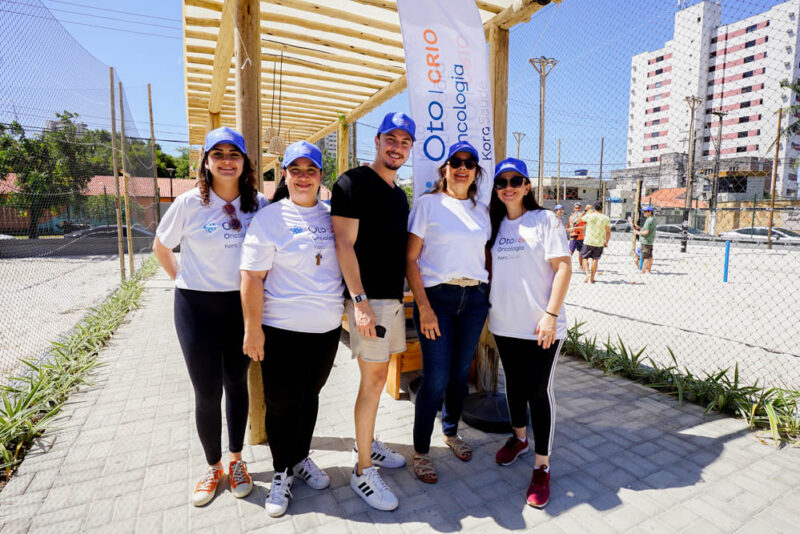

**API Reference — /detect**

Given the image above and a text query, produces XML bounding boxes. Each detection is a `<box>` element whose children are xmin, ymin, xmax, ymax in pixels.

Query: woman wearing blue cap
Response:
<box><xmin>488</xmin><ymin>157</ymin><xmax>571</xmax><ymax>509</ymax></box>
<box><xmin>153</xmin><ymin>126</ymin><xmax>267</xmax><ymax>506</ymax></box>
<box><xmin>240</xmin><ymin>141</ymin><xmax>344</xmax><ymax>518</ymax></box>
<box><xmin>405</xmin><ymin>141</ymin><xmax>490</xmax><ymax>484</ymax></box>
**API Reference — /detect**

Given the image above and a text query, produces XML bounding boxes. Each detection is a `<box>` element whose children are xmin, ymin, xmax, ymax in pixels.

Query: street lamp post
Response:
<box><xmin>167</xmin><ymin>167</ymin><xmax>175</xmax><ymax>201</ymax></box>
<box><xmin>681</xmin><ymin>96</ymin><xmax>703</xmax><ymax>253</ymax></box>
<box><xmin>709</xmin><ymin>110</ymin><xmax>727</xmax><ymax>235</ymax></box>
<box><xmin>530</xmin><ymin>56</ymin><xmax>557</xmax><ymax>203</ymax></box>
<box><xmin>512</xmin><ymin>131</ymin><xmax>526</xmax><ymax>159</ymax></box>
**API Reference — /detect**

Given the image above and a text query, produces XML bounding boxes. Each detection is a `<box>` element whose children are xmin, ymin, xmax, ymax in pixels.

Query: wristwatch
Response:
<box><xmin>353</xmin><ymin>293</ymin><xmax>368</xmax><ymax>303</ymax></box>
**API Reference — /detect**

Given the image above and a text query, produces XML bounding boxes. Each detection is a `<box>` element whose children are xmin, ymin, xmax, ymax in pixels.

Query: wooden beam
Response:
<box><xmin>260</xmin><ymin>39</ymin><xmax>405</xmax><ymax>75</ymax></box>
<box><xmin>187</xmin><ymin>64</ymin><xmax>384</xmax><ymax>93</ymax></box>
<box><xmin>337</xmin><ymin>120</ymin><xmax>350</xmax><ymax>177</ymax></box>
<box><xmin>189</xmin><ymin>75</ymin><xmax>373</xmax><ymax>101</ymax></box>
<box><xmin>208</xmin><ymin>0</ymin><xmax>234</xmax><ymax>114</ymax></box>
<box><xmin>260</xmin><ymin>11</ymin><xmax>403</xmax><ymax>49</ymax></box>
<box><xmin>489</xmin><ymin>24</ymin><xmax>509</xmax><ymax>162</ymax></box>
<box><xmin>185</xmin><ymin>0</ymin><xmax>223</xmax><ymax>12</ymax></box>
<box><xmin>348</xmin><ymin>0</ymin><xmax>504</xmax><ymax>15</ymax></box>
<box><xmin>266</xmin><ymin>0</ymin><xmax>401</xmax><ymax>34</ymax></box>
<box><xmin>488</xmin><ymin>0</ymin><xmax>559</xmax><ymax>30</ymax></box>
<box><xmin>188</xmin><ymin>82</ymin><xmax>364</xmax><ymax>107</ymax></box>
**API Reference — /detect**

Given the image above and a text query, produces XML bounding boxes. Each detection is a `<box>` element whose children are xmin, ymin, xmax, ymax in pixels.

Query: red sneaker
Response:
<box><xmin>495</xmin><ymin>436</ymin><xmax>529</xmax><ymax>466</ymax></box>
<box><xmin>526</xmin><ymin>466</ymin><xmax>550</xmax><ymax>508</ymax></box>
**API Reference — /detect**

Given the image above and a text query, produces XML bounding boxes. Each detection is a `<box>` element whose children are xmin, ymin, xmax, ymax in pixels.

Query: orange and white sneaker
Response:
<box><xmin>229</xmin><ymin>460</ymin><xmax>253</xmax><ymax>499</ymax></box>
<box><xmin>192</xmin><ymin>465</ymin><xmax>223</xmax><ymax>507</ymax></box>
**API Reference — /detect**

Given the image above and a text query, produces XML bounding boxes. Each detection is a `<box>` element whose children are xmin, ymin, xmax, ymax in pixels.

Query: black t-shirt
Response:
<box><xmin>331</xmin><ymin>166</ymin><xmax>409</xmax><ymax>300</ymax></box>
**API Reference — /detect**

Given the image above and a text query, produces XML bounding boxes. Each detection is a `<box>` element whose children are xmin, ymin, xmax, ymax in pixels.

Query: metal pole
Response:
<box><xmin>512</xmin><ymin>131</ymin><xmax>526</xmax><ymax>159</ymax></box>
<box><xmin>750</xmin><ymin>193</ymin><xmax>757</xmax><ymax>234</ymax></box>
<box><xmin>602</xmin><ymin>183</ymin><xmax>607</xmax><ymax>215</ymax></box>
<box><xmin>709</xmin><ymin>110</ymin><xmax>726</xmax><ymax>235</ymax></box>
<box><xmin>530</xmin><ymin>57</ymin><xmax>557</xmax><ymax>204</ymax></box>
<box><xmin>681</xmin><ymin>96</ymin><xmax>703</xmax><ymax>253</ymax></box>
<box><xmin>598</xmin><ymin>136</ymin><xmax>604</xmax><ymax>204</ymax></box>
<box><xmin>148</xmin><ymin>83</ymin><xmax>161</xmax><ymax>224</ymax></box>
<box><xmin>631</xmin><ymin>177</ymin><xmax>643</xmax><ymax>256</ymax></box>
<box><xmin>767</xmin><ymin>108</ymin><xmax>782</xmax><ymax>249</ymax></box>
<box><xmin>109</xmin><ymin>67</ymin><xmax>125</xmax><ymax>282</ymax></box>
<box><xmin>556</xmin><ymin>138</ymin><xmax>561</xmax><ymax>203</ymax></box>
<box><xmin>119</xmin><ymin>81</ymin><xmax>135</xmax><ymax>277</ymax></box>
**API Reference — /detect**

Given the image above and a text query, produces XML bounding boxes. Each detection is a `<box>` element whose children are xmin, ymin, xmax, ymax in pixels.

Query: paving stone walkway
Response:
<box><xmin>2</xmin><ymin>272</ymin><xmax>799</xmax><ymax>533</ymax></box>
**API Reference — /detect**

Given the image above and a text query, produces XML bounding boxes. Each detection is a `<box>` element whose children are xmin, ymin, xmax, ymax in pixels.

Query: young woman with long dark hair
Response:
<box><xmin>153</xmin><ymin>127</ymin><xmax>266</xmax><ymax>507</ymax></box>
<box><xmin>487</xmin><ymin>158</ymin><xmax>571</xmax><ymax>509</ymax></box>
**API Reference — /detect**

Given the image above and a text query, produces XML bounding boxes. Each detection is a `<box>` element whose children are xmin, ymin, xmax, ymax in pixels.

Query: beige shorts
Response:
<box><xmin>344</xmin><ymin>298</ymin><xmax>406</xmax><ymax>363</ymax></box>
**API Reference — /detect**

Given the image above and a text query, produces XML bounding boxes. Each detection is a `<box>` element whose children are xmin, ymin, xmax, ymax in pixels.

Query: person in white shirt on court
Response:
<box><xmin>240</xmin><ymin>141</ymin><xmax>344</xmax><ymax>518</ymax></box>
<box><xmin>487</xmin><ymin>158</ymin><xmax>571</xmax><ymax>509</ymax></box>
<box><xmin>406</xmin><ymin>141</ymin><xmax>491</xmax><ymax>484</ymax></box>
<box><xmin>153</xmin><ymin>127</ymin><xmax>267</xmax><ymax>507</ymax></box>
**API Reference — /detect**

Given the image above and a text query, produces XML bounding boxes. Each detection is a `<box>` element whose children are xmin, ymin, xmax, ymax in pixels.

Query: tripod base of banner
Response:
<box><xmin>462</xmin><ymin>392</ymin><xmax>511</xmax><ymax>434</ymax></box>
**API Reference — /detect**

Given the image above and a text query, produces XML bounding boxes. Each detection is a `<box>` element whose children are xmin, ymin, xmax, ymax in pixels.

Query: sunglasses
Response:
<box><xmin>222</xmin><ymin>203</ymin><xmax>242</xmax><ymax>230</ymax></box>
<box><xmin>493</xmin><ymin>175</ymin><xmax>527</xmax><ymax>190</ymax></box>
<box><xmin>447</xmin><ymin>157</ymin><xmax>478</xmax><ymax>170</ymax></box>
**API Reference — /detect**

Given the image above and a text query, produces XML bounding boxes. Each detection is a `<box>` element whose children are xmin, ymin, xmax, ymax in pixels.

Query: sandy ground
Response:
<box><xmin>0</xmin><ymin>254</ymin><xmax>150</xmax><ymax>380</ymax></box>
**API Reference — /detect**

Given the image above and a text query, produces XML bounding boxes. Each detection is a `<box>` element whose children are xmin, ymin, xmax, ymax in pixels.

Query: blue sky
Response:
<box><xmin>3</xmin><ymin>0</ymin><xmax>786</xmax><ymax>177</ymax></box>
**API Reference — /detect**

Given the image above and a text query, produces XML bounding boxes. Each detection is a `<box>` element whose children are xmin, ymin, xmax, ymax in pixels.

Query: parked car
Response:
<box><xmin>609</xmin><ymin>218</ymin><xmax>632</xmax><ymax>232</ymax></box>
<box><xmin>718</xmin><ymin>227</ymin><xmax>800</xmax><ymax>242</ymax></box>
<box><xmin>64</xmin><ymin>224</ymin><xmax>154</xmax><ymax>239</ymax></box>
<box><xmin>0</xmin><ymin>233</ymin><xmax>14</xmax><ymax>240</ymax></box>
<box><xmin>655</xmin><ymin>224</ymin><xmax>712</xmax><ymax>240</ymax></box>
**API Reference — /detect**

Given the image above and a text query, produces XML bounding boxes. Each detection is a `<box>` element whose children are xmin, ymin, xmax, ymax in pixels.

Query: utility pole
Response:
<box><xmin>709</xmin><ymin>110</ymin><xmax>727</xmax><ymax>236</ymax></box>
<box><xmin>681</xmin><ymin>96</ymin><xmax>703</xmax><ymax>253</ymax></box>
<box><xmin>148</xmin><ymin>83</ymin><xmax>161</xmax><ymax>224</ymax></box>
<box><xmin>512</xmin><ymin>131</ymin><xmax>526</xmax><ymax>159</ymax></box>
<box><xmin>767</xmin><ymin>108</ymin><xmax>782</xmax><ymax>249</ymax></box>
<box><xmin>556</xmin><ymin>138</ymin><xmax>561</xmax><ymax>203</ymax></box>
<box><xmin>109</xmin><ymin>67</ymin><xmax>125</xmax><ymax>282</ymax></box>
<box><xmin>530</xmin><ymin>56</ymin><xmax>557</xmax><ymax>203</ymax></box>
<box><xmin>598</xmin><ymin>136</ymin><xmax>604</xmax><ymax>206</ymax></box>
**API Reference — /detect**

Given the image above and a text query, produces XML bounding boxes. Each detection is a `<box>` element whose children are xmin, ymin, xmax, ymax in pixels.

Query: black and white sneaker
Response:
<box><xmin>350</xmin><ymin>464</ymin><xmax>399</xmax><ymax>511</ymax></box>
<box><xmin>265</xmin><ymin>470</ymin><xmax>294</xmax><ymax>518</ymax></box>
<box><xmin>293</xmin><ymin>456</ymin><xmax>330</xmax><ymax>490</ymax></box>
<box><xmin>353</xmin><ymin>439</ymin><xmax>406</xmax><ymax>469</ymax></box>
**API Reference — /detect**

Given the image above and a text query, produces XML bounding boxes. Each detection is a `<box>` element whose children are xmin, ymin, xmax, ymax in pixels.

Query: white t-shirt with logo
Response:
<box><xmin>489</xmin><ymin>209</ymin><xmax>570</xmax><ymax>340</ymax></box>
<box><xmin>408</xmin><ymin>192</ymin><xmax>490</xmax><ymax>287</ymax></box>
<box><xmin>156</xmin><ymin>188</ymin><xmax>267</xmax><ymax>292</ymax></box>
<box><xmin>240</xmin><ymin>198</ymin><xmax>344</xmax><ymax>333</ymax></box>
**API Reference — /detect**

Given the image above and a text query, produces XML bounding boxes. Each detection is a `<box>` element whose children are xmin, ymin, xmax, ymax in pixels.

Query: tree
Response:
<box><xmin>173</xmin><ymin>147</ymin><xmax>191</xmax><ymax>178</ymax></box>
<box><xmin>322</xmin><ymin>152</ymin><xmax>338</xmax><ymax>191</ymax></box>
<box><xmin>778</xmin><ymin>79</ymin><xmax>800</xmax><ymax>170</ymax></box>
<box><xmin>0</xmin><ymin>113</ymin><xmax>96</xmax><ymax>238</ymax></box>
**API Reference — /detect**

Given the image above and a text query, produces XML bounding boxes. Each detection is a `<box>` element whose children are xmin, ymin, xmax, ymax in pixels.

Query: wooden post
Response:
<box><xmin>598</xmin><ymin>136</ymin><xmax>604</xmax><ymax>203</ymax></box>
<box><xmin>337</xmin><ymin>120</ymin><xmax>350</xmax><ymax>177</ymax></box>
<box><xmin>489</xmin><ymin>24</ymin><xmax>509</xmax><ymax>162</ymax></box>
<box><xmin>119</xmin><ymin>81</ymin><xmax>135</xmax><ymax>277</ymax></box>
<box><xmin>767</xmin><ymin>108</ymin><xmax>782</xmax><ymax>249</ymax></box>
<box><xmin>235</xmin><ymin>0</ymin><xmax>266</xmax><ymax>445</ymax></box>
<box><xmin>556</xmin><ymin>138</ymin><xmax>561</xmax><ymax>203</ymax></box>
<box><xmin>148</xmin><ymin>84</ymin><xmax>161</xmax><ymax>224</ymax></box>
<box><xmin>602</xmin><ymin>182</ymin><xmax>607</xmax><ymax>215</ymax></box>
<box><xmin>109</xmin><ymin>67</ymin><xmax>125</xmax><ymax>282</ymax></box>
<box><xmin>632</xmin><ymin>177</ymin><xmax>643</xmax><ymax>255</ymax></box>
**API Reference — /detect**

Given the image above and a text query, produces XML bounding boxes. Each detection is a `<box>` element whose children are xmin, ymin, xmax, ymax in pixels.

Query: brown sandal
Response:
<box><xmin>413</xmin><ymin>453</ymin><xmax>438</xmax><ymax>484</ymax></box>
<box><xmin>443</xmin><ymin>435</ymin><xmax>472</xmax><ymax>462</ymax></box>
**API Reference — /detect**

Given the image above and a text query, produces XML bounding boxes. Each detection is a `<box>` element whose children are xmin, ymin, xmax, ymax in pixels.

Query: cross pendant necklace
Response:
<box><xmin>315</xmin><ymin>252</ymin><xmax>322</xmax><ymax>266</ymax></box>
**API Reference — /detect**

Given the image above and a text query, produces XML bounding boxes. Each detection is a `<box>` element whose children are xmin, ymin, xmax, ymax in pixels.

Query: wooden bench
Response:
<box><xmin>342</xmin><ymin>293</ymin><xmax>423</xmax><ymax>399</ymax></box>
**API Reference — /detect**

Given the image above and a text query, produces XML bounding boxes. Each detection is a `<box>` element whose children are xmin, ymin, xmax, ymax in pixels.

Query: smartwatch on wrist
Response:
<box><xmin>353</xmin><ymin>293</ymin><xmax>368</xmax><ymax>304</ymax></box>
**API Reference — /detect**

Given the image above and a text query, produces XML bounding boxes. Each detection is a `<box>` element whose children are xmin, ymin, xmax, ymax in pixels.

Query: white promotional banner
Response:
<box><xmin>397</xmin><ymin>0</ymin><xmax>495</xmax><ymax>204</ymax></box>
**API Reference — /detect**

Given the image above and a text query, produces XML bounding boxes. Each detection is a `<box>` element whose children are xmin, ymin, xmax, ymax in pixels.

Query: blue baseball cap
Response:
<box><xmin>282</xmin><ymin>141</ymin><xmax>323</xmax><ymax>169</ymax></box>
<box><xmin>642</xmin><ymin>205</ymin><xmax>654</xmax><ymax>212</ymax></box>
<box><xmin>447</xmin><ymin>141</ymin><xmax>479</xmax><ymax>161</ymax></box>
<box><xmin>204</xmin><ymin>127</ymin><xmax>247</xmax><ymax>155</ymax></box>
<box><xmin>554</xmin><ymin>204</ymin><xmax>564</xmax><ymax>210</ymax></box>
<box><xmin>378</xmin><ymin>112</ymin><xmax>416</xmax><ymax>141</ymax></box>
<box><xmin>494</xmin><ymin>158</ymin><xmax>529</xmax><ymax>179</ymax></box>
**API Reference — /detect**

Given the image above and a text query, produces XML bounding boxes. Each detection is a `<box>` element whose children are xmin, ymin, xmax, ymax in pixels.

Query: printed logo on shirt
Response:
<box><xmin>203</xmin><ymin>222</ymin><xmax>218</xmax><ymax>233</ymax></box>
<box><xmin>290</xmin><ymin>226</ymin><xmax>303</xmax><ymax>235</ymax></box>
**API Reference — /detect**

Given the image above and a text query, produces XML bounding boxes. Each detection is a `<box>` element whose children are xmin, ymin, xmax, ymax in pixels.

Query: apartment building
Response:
<box><xmin>627</xmin><ymin>0</ymin><xmax>800</xmax><ymax>197</ymax></box>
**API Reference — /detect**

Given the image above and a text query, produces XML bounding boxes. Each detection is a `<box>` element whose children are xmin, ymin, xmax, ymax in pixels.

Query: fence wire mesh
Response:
<box><xmin>0</xmin><ymin>0</ymin><xmax>182</xmax><ymax>381</ymax></box>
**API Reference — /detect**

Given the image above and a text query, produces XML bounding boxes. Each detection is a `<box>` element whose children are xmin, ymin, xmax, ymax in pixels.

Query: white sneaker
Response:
<box><xmin>265</xmin><ymin>470</ymin><xmax>294</xmax><ymax>518</ymax></box>
<box><xmin>350</xmin><ymin>464</ymin><xmax>399</xmax><ymax>511</ymax></box>
<box><xmin>293</xmin><ymin>457</ymin><xmax>330</xmax><ymax>490</ymax></box>
<box><xmin>353</xmin><ymin>439</ymin><xmax>406</xmax><ymax>469</ymax></box>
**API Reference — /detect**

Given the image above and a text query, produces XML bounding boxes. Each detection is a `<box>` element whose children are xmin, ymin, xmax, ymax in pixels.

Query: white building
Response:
<box><xmin>627</xmin><ymin>0</ymin><xmax>800</xmax><ymax>197</ymax></box>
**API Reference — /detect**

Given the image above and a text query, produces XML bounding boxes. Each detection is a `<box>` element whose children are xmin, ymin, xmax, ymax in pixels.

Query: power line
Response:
<box><xmin>43</xmin><ymin>0</ymin><xmax>181</xmax><ymax>23</ymax></box>
<box><xmin>0</xmin><ymin>8</ymin><xmax>182</xmax><ymax>40</ymax></box>
<box><xmin>10</xmin><ymin>0</ymin><xmax>182</xmax><ymax>31</ymax></box>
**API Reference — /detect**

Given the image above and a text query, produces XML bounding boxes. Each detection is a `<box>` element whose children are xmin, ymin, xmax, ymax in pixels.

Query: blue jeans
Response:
<box><xmin>412</xmin><ymin>283</ymin><xmax>489</xmax><ymax>453</ymax></box>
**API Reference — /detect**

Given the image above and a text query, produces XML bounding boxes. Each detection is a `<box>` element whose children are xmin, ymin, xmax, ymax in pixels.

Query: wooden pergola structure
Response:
<box><xmin>182</xmin><ymin>0</ymin><xmax>559</xmax><ymax>442</ymax></box>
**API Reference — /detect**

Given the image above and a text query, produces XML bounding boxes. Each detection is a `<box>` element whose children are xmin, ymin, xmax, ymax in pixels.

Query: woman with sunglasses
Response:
<box><xmin>406</xmin><ymin>141</ymin><xmax>490</xmax><ymax>484</ymax></box>
<box><xmin>240</xmin><ymin>141</ymin><xmax>344</xmax><ymax>518</ymax></box>
<box><xmin>153</xmin><ymin>127</ymin><xmax>267</xmax><ymax>506</ymax></box>
<box><xmin>487</xmin><ymin>158</ymin><xmax>571</xmax><ymax>509</ymax></box>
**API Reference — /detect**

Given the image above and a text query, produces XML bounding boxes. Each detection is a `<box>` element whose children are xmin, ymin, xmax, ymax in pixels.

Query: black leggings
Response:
<box><xmin>174</xmin><ymin>288</ymin><xmax>251</xmax><ymax>465</ymax></box>
<box><xmin>494</xmin><ymin>335</ymin><xmax>563</xmax><ymax>456</ymax></box>
<box><xmin>261</xmin><ymin>324</ymin><xmax>341</xmax><ymax>473</ymax></box>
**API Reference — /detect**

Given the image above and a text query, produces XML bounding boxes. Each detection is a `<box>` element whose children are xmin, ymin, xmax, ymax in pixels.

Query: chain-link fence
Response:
<box><xmin>0</xmin><ymin>1</ymin><xmax>185</xmax><ymax>381</ymax></box>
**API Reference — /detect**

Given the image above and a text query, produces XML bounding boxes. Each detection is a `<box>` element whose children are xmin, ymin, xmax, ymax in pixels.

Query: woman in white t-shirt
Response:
<box><xmin>487</xmin><ymin>158</ymin><xmax>571</xmax><ymax>510</ymax></box>
<box><xmin>153</xmin><ymin>127</ymin><xmax>267</xmax><ymax>507</ymax></box>
<box><xmin>240</xmin><ymin>141</ymin><xmax>344</xmax><ymax>518</ymax></box>
<box><xmin>406</xmin><ymin>141</ymin><xmax>490</xmax><ymax>484</ymax></box>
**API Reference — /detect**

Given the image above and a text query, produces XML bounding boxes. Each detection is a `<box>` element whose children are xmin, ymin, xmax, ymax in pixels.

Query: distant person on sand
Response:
<box><xmin>632</xmin><ymin>206</ymin><xmax>656</xmax><ymax>274</ymax></box>
<box><xmin>580</xmin><ymin>201</ymin><xmax>610</xmax><ymax>283</ymax></box>
<box><xmin>566</xmin><ymin>202</ymin><xmax>587</xmax><ymax>272</ymax></box>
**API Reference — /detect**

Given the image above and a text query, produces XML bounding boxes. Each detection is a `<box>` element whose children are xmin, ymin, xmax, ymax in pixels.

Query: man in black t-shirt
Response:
<box><xmin>331</xmin><ymin>111</ymin><xmax>415</xmax><ymax>511</ymax></box>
